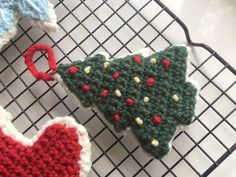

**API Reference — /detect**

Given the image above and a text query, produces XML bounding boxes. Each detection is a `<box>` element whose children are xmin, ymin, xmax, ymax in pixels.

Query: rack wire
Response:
<box><xmin>0</xmin><ymin>0</ymin><xmax>235</xmax><ymax>176</ymax></box>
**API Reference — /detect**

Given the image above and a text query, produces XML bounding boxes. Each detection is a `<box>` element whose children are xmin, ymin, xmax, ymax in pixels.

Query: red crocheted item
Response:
<box><xmin>0</xmin><ymin>124</ymin><xmax>81</xmax><ymax>177</ymax></box>
<box><xmin>24</xmin><ymin>44</ymin><xmax>58</xmax><ymax>81</ymax></box>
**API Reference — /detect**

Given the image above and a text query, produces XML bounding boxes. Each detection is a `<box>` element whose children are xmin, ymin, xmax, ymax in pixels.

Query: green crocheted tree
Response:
<box><xmin>57</xmin><ymin>46</ymin><xmax>198</xmax><ymax>159</ymax></box>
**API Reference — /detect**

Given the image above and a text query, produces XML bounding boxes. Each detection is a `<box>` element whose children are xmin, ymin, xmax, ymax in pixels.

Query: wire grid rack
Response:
<box><xmin>0</xmin><ymin>0</ymin><xmax>236</xmax><ymax>176</ymax></box>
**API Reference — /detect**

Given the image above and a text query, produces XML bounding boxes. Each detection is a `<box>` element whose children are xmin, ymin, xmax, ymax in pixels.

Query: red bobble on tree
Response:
<box><xmin>113</xmin><ymin>114</ymin><xmax>121</xmax><ymax>122</ymax></box>
<box><xmin>146</xmin><ymin>77</ymin><xmax>156</xmax><ymax>87</ymax></box>
<box><xmin>153</xmin><ymin>115</ymin><xmax>162</xmax><ymax>124</ymax></box>
<box><xmin>113</xmin><ymin>72</ymin><xmax>120</xmax><ymax>79</ymax></box>
<box><xmin>126</xmin><ymin>98</ymin><xmax>134</xmax><ymax>106</ymax></box>
<box><xmin>101</xmin><ymin>89</ymin><xmax>109</xmax><ymax>97</ymax></box>
<box><xmin>82</xmin><ymin>85</ymin><xmax>90</xmax><ymax>92</ymax></box>
<box><xmin>162</xmin><ymin>59</ymin><xmax>171</xmax><ymax>69</ymax></box>
<box><xmin>68</xmin><ymin>66</ymin><xmax>78</xmax><ymax>74</ymax></box>
<box><xmin>133</xmin><ymin>56</ymin><xmax>142</xmax><ymax>63</ymax></box>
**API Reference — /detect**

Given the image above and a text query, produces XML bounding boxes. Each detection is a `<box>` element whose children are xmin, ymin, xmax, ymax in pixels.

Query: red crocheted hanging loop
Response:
<box><xmin>24</xmin><ymin>44</ymin><xmax>57</xmax><ymax>81</ymax></box>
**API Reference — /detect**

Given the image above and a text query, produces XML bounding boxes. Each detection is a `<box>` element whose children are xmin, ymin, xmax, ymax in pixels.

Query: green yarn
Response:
<box><xmin>57</xmin><ymin>46</ymin><xmax>198</xmax><ymax>159</ymax></box>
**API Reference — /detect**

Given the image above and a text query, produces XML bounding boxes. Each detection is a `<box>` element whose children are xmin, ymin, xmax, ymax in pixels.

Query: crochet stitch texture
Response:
<box><xmin>57</xmin><ymin>46</ymin><xmax>198</xmax><ymax>159</ymax></box>
<box><xmin>0</xmin><ymin>107</ymin><xmax>91</xmax><ymax>177</ymax></box>
<box><xmin>0</xmin><ymin>0</ymin><xmax>58</xmax><ymax>50</ymax></box>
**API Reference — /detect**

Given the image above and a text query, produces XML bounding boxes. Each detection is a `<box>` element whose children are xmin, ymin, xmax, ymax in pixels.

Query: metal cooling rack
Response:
<box><xmin>0</xmin><ymin>0</ymin><xmax>235</xmax><ymax>176</ymax></box>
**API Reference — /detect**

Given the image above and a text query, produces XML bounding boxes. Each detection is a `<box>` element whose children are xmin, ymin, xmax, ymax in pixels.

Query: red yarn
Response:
<box><xmin>162</xmin><ymin>59</ymin><xmax>171</xmax><ymax>69</ymax></box>
<box><xmin>101</xmin><ymin>89</ymin><xmax>109</xmax><ymax>97</ymax></box>
<box><xmin>126</xmin><ymin>98</ymin><xmax>134</xmax><ymax>106</ymax></box>
<box><xmin>153</xmin><ymin>115</ymin><xmax>162</xmax><ymax>124</ymax></box>
<box><xmin>146</xmin><ymin>77</ymin><xmax>156</xmax><ymax>87</ymax></box>
<box><xmin>0</xmin><ymin>124</ymin><xmax>81</xmax><ymax>176</ymax></box>
<box><xmin>113</xmin><ymin>114</ymin><xmax>121</xmax><ymax>122</ymax></box>
<box><xmin>133</xmin><ymin>56</ymin><xmax>142</xmax><ymax>63</ymax></box>
<box><xmin>82</xmin><ymin>85</ymin><xmax>90</xmax><ymax>92</ymax></box>
<box><xmin>24</xmin><ymin>44</ymin><xmax>58</xmax><ymax>81</ymax></box>
<box><xmin>113</xmin><ymin>72</ymin><xmax>120</xmax><ymax>79</ymax></box>
<box><xmin>68</xmin><ymin>66</ymin><xmax>79</xmax><ymax>74</ymax></box>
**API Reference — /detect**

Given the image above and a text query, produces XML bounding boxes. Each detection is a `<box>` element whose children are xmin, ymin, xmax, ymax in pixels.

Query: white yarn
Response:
<box><xmin>0</xmin><ymin>106</ymin><xmax>92</xmax><ymax>177</ymax></box>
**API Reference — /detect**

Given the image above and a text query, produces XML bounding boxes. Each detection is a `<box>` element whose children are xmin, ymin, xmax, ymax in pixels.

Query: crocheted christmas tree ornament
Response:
<box><xmin>0</xmin><ymin>106</ymin><xmax>91</xmax><ymax>177</ymax></box>
<box><xmin>24</xmin><ymin>44</ymin><xmax>198</xmax><ymax>159</ymax></box>
<box><xmin>0</xmin><ymin>0</ymin><xmax>58</xmax><ymax>50</ymax></box>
